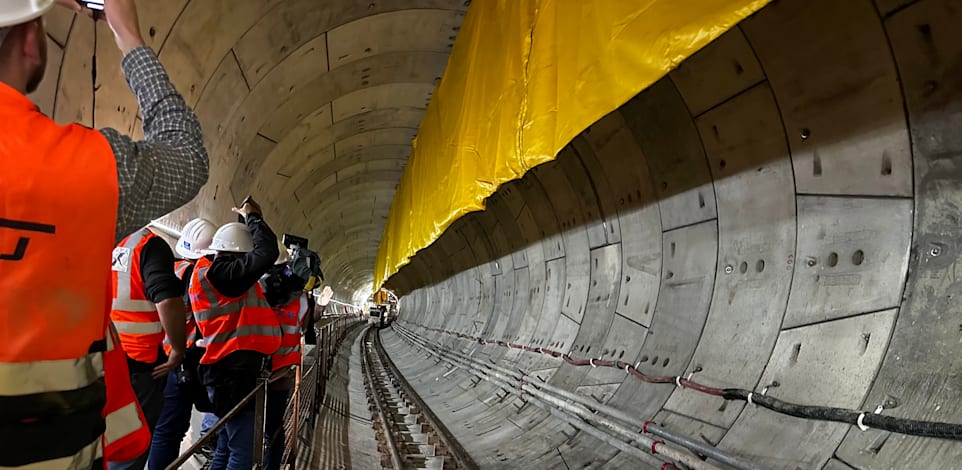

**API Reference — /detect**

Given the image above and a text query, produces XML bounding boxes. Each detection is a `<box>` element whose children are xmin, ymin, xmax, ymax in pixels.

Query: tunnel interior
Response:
<box><xmin>33</xmin><ymin>0</ymin><xmax>962</xmax><ymax>468</ymax></box>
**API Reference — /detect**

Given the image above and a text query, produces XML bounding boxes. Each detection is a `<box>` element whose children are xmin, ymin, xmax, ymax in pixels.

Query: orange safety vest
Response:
<box><xmin>164</xmin><ymin>259</ymin><xmax>197</xmax><ymax>355</ymax></box>
<box><xmin>189</xmin><ymin>256</ymin><xmax>281</xmax><ymax>364</ymax></box>
<box><xmin>110</xmin><ymin>228</ymin><xmax>165</xmax><ymax>363</ymax></box>
<box><xmin>270</xmin><ymin>294</ymin><xmax>308</xmax><ymax>371</ymax></box>
<box><xmin>103</xmin><ymin>323</ymin><xmax>152</xmax><ymax>462</ymax></box>
<box><xmin>0</xmin><ymin>81</ymin><xmax>146</xmax><ymax>467</ymax></box>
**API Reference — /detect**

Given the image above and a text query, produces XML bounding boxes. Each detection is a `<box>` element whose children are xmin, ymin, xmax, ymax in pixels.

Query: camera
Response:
<box><xmin>282</xmin><ymin>233</ymin><xmax>309</xmax><ymax>250</ymax></box>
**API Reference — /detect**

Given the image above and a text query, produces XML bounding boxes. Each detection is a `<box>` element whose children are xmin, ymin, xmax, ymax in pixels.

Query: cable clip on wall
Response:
<box><xmin>857</xmin><ymin>405</ymin><xmax>885</xmax><ymax>431</ymax></box>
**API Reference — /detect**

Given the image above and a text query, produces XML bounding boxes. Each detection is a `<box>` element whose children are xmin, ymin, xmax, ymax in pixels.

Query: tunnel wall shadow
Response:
<box><xmin>381</xmin><ymin>0</ymin><xmax>962</xmax><ymax>468</ymax></box>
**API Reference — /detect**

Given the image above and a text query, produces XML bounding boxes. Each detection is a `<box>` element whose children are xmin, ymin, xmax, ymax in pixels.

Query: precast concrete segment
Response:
<box><xmin>837</xmin><ymin>0</ymin><xmax>962</xmax><ymax>467</ymax></box>
<box><xmin>380</xmin><ymin>0</ymin><xmax>962</xmax><ymax>467</ymax></box>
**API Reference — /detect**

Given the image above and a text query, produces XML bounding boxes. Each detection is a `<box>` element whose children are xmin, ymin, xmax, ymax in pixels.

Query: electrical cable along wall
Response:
<box><xmin>381</xmin><ymin>0</ymin><xmax>962</xmax><ymax>468</ymax></box>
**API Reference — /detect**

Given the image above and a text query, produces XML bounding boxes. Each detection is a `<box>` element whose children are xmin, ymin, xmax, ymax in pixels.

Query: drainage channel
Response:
<box><xmin>361</xmin><ymin>326</ymin><xmax>479</xmax><ymax>470</ymax></box>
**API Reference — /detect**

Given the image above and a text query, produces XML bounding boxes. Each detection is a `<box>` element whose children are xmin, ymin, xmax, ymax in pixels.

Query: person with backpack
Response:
<box><xmin>260</xmin><ymin>243</ymin><xmax>333</xmax><ymax>470</ymax></box>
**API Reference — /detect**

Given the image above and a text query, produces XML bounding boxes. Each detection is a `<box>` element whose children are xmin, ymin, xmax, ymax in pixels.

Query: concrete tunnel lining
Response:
<box><xmin>29</xmin><ymin>0</ymin><xmax>962</xmax><ymax>467</ymax></box>
<box><xmin>378</xmin><ymin>0</ymin><xmax>962</xmax><ymax>467</ymax></box>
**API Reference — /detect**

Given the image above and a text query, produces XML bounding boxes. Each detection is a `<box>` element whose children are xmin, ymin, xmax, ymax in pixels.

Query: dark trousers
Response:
<box><xmin>208</xmin><ymin>404</ymin><xmax>255</xmax><ymax>470</ymax></box>
<box><xmin>264</xmin><ymin>388</ymin><xmax>292</xmax><ymax>470</ymax></box>
<box><xmin>146</xmin><ymin>373</ymin><xmax>192</xmax><ymax>469</ymax></box>
<box><xmin>108</xmin><ymin>371</ymin><xmax>165</xmax><ymax>470</ymax></box>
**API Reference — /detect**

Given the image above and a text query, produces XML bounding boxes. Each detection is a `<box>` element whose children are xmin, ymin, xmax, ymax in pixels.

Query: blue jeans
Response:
<box><xmin>146</xmin><ymin>373</ymin><xmax>193</xmax><ymax>469</ymax></box>
<box><xmin>208</xmin><ymin>405</ymin><xmax>255</xmax><ymax>470</ymax></box>
<box><xmin>200</xmin><ymin>412</ymin><xmax>218</xmax><ymax>438</ymax></box>
<box><xmin>108</xmin><ymin>371</ymin><xmax>165</xmax><ymax>470</ymax></box>
<box><xmin>264</xmin><ymin>388</ymin><xmax>292</xmax><ymax>470</ymax></box>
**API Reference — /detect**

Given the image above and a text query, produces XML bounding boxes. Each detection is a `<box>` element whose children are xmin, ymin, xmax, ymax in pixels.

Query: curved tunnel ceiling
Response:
<box><xmin>33</xmin><ymin>0</ymin><xmax>962</xmax><ymax>468</ymax></box>
<box><xmin>33</xmin><ymin>0</ymin><xmax>469</xmax><ymax>299</ymax></box>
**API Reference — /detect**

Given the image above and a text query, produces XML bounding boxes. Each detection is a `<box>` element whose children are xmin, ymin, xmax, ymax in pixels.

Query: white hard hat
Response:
<box><xmin>176</xmin><ymin>218</ymin><xmax>217</xmax><ymax>259</ymax></box>
<box><xmin>208</xmin><ymin>222</ymin><xmax>253</xmax><ymax>253</ymax></box>
<box><xmin>0</xmin><ymin>0</ymin><xmax>56</xmax><ymax>28</ymax></box>
<box><xmin>275</xmin><ymin>242</ymin><xmax>292</xmax><ymax>265</ymax></box>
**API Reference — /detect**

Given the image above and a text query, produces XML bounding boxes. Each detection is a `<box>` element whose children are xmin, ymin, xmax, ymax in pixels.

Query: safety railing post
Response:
<box><xmin>292</xmin><ymin>364</ymin><xmax>301</xmax><ymax>466</ymax></box>
<box><xmin>253</xmin><ymin>376</ymin><xmax>269</xmax><ymax>469</ymax></box>
<box><xmin>318</xmin><ymin>327</ymin><xmax>328</xmax><ymax>412</ymax></box>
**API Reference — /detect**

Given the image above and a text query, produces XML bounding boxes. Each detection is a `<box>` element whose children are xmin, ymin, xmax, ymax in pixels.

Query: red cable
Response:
<box><xmin>429</xmin><ymin>326</ymin><xmax>727</xmax><ymax>399</ymax></box>
<box><xmin>679</xmin><ymin>378</ymin><xmax>724</xmax><ymax>396</ymax></box>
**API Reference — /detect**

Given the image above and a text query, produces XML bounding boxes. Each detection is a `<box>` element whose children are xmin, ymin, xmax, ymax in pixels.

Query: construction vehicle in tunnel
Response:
<box><xmin>368</xmin><ymin>288</ymin><xmax>397</xmax><ymax>328</ymax></box>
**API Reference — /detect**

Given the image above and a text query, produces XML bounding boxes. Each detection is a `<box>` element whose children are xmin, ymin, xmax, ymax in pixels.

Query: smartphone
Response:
<box><xmin>236</xmin><ymin>196</ymin><xmax>255</xmax><ymax>223</ymax></box>
<box><xmin>78</xmin><ymin>0</ymin><xmax>104</xmax><ymax>10</ymax></box>
<box><xmin>76</xmin><ymin>0</ymin><xmax>104</xmax><ymax>19</ymax></box>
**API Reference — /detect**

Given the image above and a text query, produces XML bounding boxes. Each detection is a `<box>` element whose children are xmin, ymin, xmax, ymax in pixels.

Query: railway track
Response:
<box><xmin>360</xmin><ymin>326</ymin><xmax>478</xmax><ymax>470</ymax></box>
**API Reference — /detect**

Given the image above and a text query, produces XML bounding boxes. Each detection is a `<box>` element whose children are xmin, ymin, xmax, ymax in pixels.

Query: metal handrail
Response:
<box><xmin>165</xmin><ymin>372</ymin><xmax>287</xmax><ymax>470</ymax></box>
<box><xmin>166</xmin><ymin>315</ymin><xmax>361</xmax><ymax>470</ymax></box>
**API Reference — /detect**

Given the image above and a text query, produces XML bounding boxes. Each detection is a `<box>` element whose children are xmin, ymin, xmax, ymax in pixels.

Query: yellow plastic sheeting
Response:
<box><xmin>375</xmin><ymin>0</ymin><xmax>772</xmax><ymax>288</ymax></box>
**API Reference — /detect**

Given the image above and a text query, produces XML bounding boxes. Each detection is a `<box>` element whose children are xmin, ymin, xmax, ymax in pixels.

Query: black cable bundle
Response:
<box><xmin>723</xmin><ymin>389</ymin><xmax>962</xmax><ymax>440</ymax></box>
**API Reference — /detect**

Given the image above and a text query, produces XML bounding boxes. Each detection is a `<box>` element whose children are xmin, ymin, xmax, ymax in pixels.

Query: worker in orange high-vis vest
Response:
<box><xmin>109</xmin><ymin>227</ymin><xmax>188</xmax><ymax>470</ymax></box>
<box><xmin>261</xmin><ymin>251</ymin><xmax>334</xmax><ymax>470</ymax></box>
<box><xmin>190</xmin><ymin>197</ymin><xmax>281</xmax><ymax>470</ymax></box>
<box><xmin>149</xmin><ymin>217</ymin><xmax>218</xmax><ymax>470</ymax></box>
<box><xmin>0</xmin><ymin>0</ymin><xmax>208</xmax><ymax>468</ymax></box>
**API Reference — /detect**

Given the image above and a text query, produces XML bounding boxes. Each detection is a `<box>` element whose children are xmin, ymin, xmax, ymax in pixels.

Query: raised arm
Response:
<box><xmin>97</xmin><ymin>0</ymin><xmax>209</xmax><ymax>242</ymax></box>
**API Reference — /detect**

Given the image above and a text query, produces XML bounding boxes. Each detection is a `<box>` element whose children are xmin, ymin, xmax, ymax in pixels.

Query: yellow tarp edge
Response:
<box><xmin>374</xmin><ymin>0</ymin><xmax>773</xmax><ymax>289</ymax></box>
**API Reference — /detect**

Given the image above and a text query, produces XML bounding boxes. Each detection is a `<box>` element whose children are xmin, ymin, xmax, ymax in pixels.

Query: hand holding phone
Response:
<box><xmin>78</xmin><ymin>0</ymin><xmax>104</xmax><ymax>11</ymax></box>
<box><xmin>74</xmin><ymin>0</ymin><xmax>103</xmax><ymax>19</ymax></box>
<box><xmin>232</xmin><ymin>195</ymin><xmax>263</xmax><ymax>221</ymax></box>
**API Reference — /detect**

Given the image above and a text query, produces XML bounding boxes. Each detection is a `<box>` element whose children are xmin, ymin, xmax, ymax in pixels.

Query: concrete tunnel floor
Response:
<box><xmin>309</xmin><ymin>325</ymin><xmax>382</xmax><ymax>469</ymax></box>
<box><xmin>35</xmin><ymin>0</ymin><xmax>962</xmax><ymax>468</ymax></box>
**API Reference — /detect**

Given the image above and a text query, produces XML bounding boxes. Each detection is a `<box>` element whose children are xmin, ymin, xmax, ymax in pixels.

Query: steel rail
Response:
<box><xmin>361</xmin><ymin>326</ymin><xmax>405</xmax><ymax>470</ymax></box>
<box><xmin>371</xmin><ymin>327</ymin><xmax>480</xmax><ymax>470</ymax></box>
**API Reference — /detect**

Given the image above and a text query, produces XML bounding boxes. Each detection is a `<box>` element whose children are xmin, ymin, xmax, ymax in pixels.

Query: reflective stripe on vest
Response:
<box><xmin>203</xmin><ymin>324</ymin><xmax>284</xmax><ymax>345</ymax></box>
<box><xmin>110</xmin><ymin>229</ymin><xmax>164</xmax><ymax>363</ymax></box>
<box><xmin>104</xmin><ymin>401</ymin><xmax>142</xmax><ymax>448</ymax></box>
<box><xmin>0</xmin><ymin>437</ymin><xmax>103</xmax><ymax>470</ymax></box>
<box><xmin>0</xmin><ymin>351</ymin><xmax>102</xmax><ymax>395</ymax></box>
<box><xmin>190</xmin><ymin>256</ymin><xmax>281</xmax><ymax>364</ymax></box>
<box><xmin>271</xmin><ymin>295</ymin><xmax>306</xmax><ymax>371</ymax></box>
<box><xmin>0</xmin><ymin>82</ymin><xmax>118</xmax><ymax>469</ymax></box>
<box><xmin>114</xmin><ymin>321</ymin><xmax>163</xmax><ymax>335</ymax></box>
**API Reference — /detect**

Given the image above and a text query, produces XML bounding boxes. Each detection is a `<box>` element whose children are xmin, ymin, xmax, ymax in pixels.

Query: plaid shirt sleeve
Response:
<box><xmin>100</xmin><ymin>46</ymin><xmax>209</xmax><ymax>243</ymax></box>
